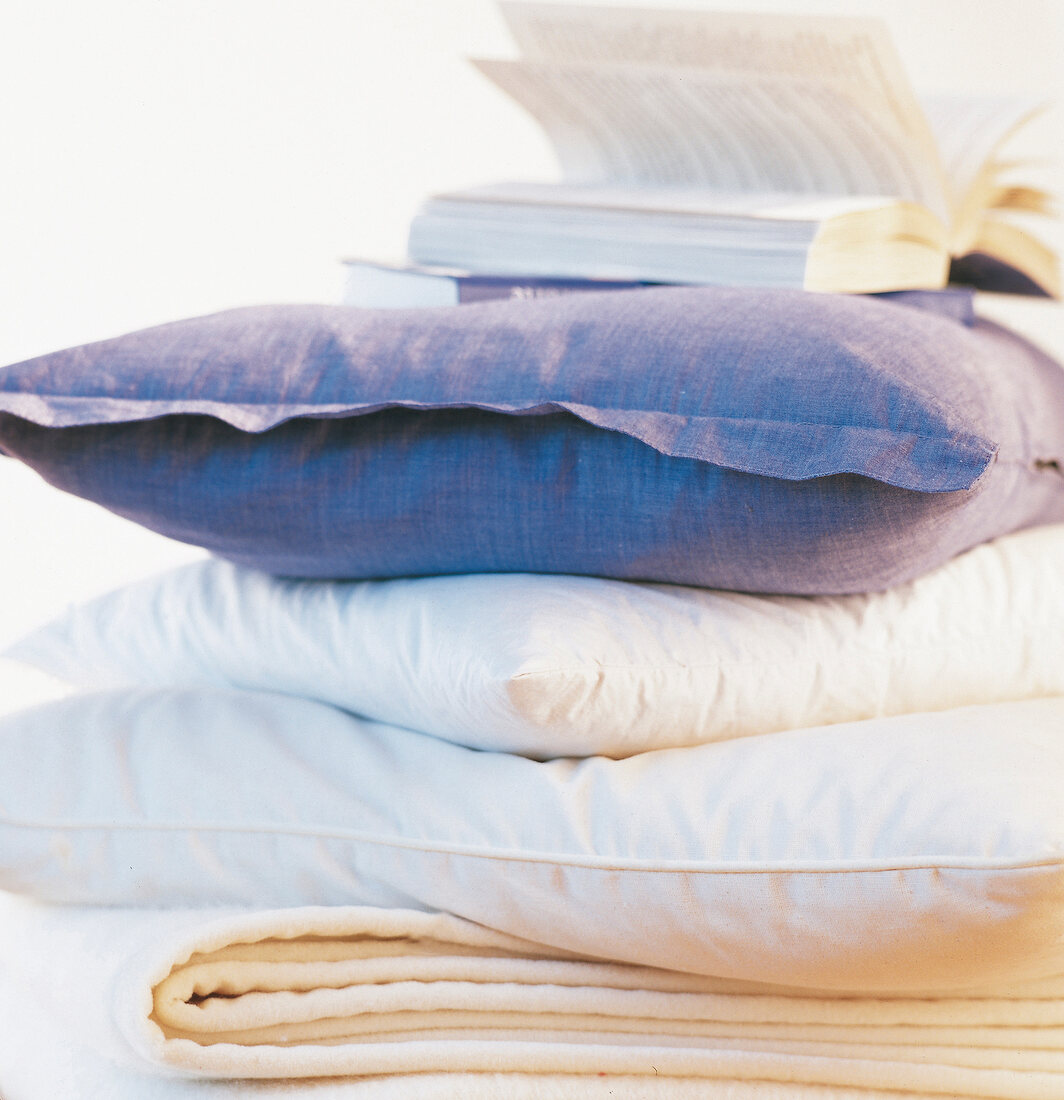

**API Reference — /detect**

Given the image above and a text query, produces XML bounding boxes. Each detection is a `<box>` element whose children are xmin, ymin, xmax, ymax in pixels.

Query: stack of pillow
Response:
<box><xmin>1</xmin><ymin>284</ymin><xmax>1064</xmax><ymax>1094</ymax></box>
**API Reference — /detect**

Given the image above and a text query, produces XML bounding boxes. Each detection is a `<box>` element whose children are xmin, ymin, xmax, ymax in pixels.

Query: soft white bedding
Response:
<box><xmin>6</xmin><ymin>685</ymin><xmax>1064</xmax><ymax>995</ymax></box>
<box><xmin>0</xmin><ymin>292</ymin><xmax>1061</xmax><ymax>1099</ymax></box>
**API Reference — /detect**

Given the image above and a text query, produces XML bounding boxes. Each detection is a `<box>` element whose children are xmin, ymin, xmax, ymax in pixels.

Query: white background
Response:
<box><xmin>0</xmin><ymin>0</ymin><xmax>1061</xmax><ymax>661</ymax></box>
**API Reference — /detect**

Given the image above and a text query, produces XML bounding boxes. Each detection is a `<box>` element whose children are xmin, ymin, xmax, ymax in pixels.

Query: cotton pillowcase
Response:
<box><xmin>4</xmin><ymin>685</ymin><xmax>1064</xmax><ymax>994</ymax></box>
<box><xmin>8</xmin><ymin>524</ymin><xmax>1064</xmax><ymax>758</ymax></box>
<box><xmin>0</xmin><ymin>288</ymin><xmax>1062</xmax><ymax>594</ymax></box>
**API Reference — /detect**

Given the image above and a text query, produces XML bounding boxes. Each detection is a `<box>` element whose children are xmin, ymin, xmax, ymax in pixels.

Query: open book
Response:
<box><xmin>408</xmin><ymin>3</ymin><xmax>1059</xmax><ymax>297</ymax></box>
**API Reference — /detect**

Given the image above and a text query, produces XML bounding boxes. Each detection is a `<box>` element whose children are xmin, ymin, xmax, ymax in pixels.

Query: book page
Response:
<box><xmin>989</xmin><ymin>184</ymin><xmax>1055</xmax><ymax>215</ymax></box>
<box><xmin>437</xmin><ymin>179</ymin><xmax>901</xmax><ymax>221</ymax></box>
<box><xmin>473</xmin><ymin>58</ymin><xmax>947</xmax><ymax>214</ymax></box>
<box><xmin>501</xmin><ymin>5</ymin><xmax>918</xmax><ymax>131</ymax></box>
<box><xmin>919</xmin><ymin>94</ymin><xmax>1047</xmax><ymax>199</ymax></box>
<box><xmin>485</xmin><ymin>4</ymin><xmax>948</xmax><ymax>216</ymax></box>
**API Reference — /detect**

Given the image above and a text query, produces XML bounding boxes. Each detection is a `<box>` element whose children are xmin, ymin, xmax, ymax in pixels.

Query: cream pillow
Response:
<box><xmin>7</xmin><ymin>525</ymin><xmax>1064</xmax><ymax>758</ymax></box>
<box><xmin>3</xmin><ymin>686</ymin><xmax>1064</xmax><ymax>993</ymax></box>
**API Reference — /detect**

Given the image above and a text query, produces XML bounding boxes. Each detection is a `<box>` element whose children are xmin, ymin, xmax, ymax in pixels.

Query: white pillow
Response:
<box><xmin>3</xmin><ymin>685</ymin><xmax>1064</xmax><ymax>994</ymax></box>
<box><xmin>7</xmin><ymin>525</ymin><xmax>1064</xmax><ymax>758</ymax></box>
<box><xmin>976</xmin><ymin>292</ymin><xmax>1064</xmax><ymax>364</ymax></box>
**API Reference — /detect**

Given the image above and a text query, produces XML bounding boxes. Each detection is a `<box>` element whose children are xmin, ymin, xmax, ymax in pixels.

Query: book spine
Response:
<box><xmin>455</xmin><ymin>276</ymin><xmax>650</xmax><ymax>303</ymax></box>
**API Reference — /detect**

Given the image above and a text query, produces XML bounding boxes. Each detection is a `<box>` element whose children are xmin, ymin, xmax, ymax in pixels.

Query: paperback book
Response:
<box><xmin>407</xmin><ymin>3</ymin><xmax>1059</xmax><ymax>297</ymax></box>
<box><xmin>340</xmin><ymin>258</ymin><xmax>651</xmax><ymax>307</ymax></box>
<box><xmin>339</xmin><ymin>258</ymin><xmax>978</xmax><ymax>321</ymax></box>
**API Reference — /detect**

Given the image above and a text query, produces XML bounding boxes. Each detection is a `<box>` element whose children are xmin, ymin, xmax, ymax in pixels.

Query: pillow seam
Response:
<box><xmin>3</xmin><ymin>816</ymin><xmax>1061</xmax><ymax>875</ymax></box>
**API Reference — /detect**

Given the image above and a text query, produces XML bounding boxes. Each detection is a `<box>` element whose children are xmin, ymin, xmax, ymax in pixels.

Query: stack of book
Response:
<box><xmin>343</xmin><ymin>2</ymin><xmax>1059</xmax><ymax>308</ymax></box>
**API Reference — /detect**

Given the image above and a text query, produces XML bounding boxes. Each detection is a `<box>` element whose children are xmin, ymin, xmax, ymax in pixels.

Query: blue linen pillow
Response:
<box><xmin>0</xmin><ymin>287</ymin><xmax>1061</xmax><ymax>594</ymax></box>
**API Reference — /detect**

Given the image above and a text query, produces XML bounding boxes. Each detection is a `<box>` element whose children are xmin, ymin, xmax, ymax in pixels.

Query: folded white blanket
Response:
<box><xmin>4</xmin><ymin>894</ymin><xmax>1064</xmax><ymax>1099</ymax></box>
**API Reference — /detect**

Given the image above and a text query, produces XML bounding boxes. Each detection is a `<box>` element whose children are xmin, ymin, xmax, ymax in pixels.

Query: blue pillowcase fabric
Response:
<box><xmin>0</xmin><ymin>287</ymin><xmax>1061</xmax><ymax>594</ymax></box>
